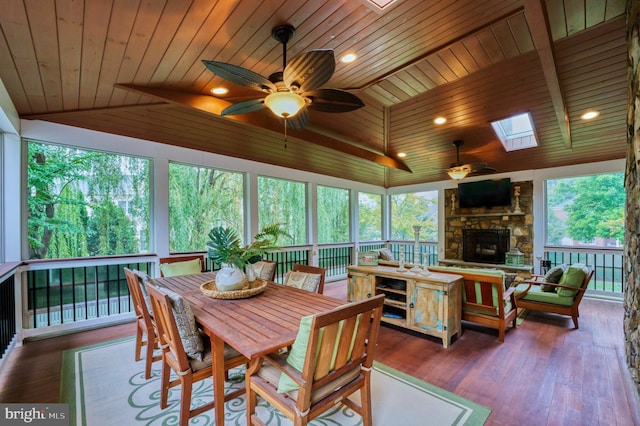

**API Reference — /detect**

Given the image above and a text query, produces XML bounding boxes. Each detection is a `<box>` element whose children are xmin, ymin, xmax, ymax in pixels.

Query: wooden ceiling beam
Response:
<box><xmin>524</xmin><ymin>0</ymin><xmax>572</xmax><ymax>149</ymax></box>
<box><xmin>113</xmin><ymin>84</ymin><xmax>412</xmax><ymax>172</ymax></box>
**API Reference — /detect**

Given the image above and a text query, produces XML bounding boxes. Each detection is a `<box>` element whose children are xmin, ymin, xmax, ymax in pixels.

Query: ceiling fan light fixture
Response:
<box><xmin>447</xmin><ymin>168</ymin><xmax>468</xmax><ymax>180</ymax></box>
<box><xmin>264</xmin><ymin>92</ymin><xmax>305</xmax><ymax>118</ymax></box>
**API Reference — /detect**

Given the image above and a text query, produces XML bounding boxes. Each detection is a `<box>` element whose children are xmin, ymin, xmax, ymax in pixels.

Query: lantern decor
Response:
<box><xmin>410</xmin><ymin>226</ymin><xmax>422</xmax><ymax>273</ymax></box>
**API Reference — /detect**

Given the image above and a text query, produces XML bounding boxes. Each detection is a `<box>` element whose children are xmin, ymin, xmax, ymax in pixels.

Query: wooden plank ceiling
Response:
<box><xmin>0</xmin><ymin>0</ymin><xmax>628</xmax><ymax>187</ymax></box>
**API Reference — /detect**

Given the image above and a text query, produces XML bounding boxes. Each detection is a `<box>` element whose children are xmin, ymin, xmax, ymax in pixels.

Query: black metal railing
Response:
<box><xmin>25</xmin><ymin>260</ymin><xmax>153</xmax><ymax>329</ymax></box>
<box><xmin>318</xmin><ymin>244</ymin><xmax>353</xmax><ymax>278</ymax></box>
<box><xmin>264</xmin><ymin>247</ymin><xmax>312</xmax><ymax>282</ymax></box>
<box><xmin>544</xmin><ymin>248</ymin><xmax>624</xmax><ymax>294</ymax></box>
<box><xmin>0</xmin><ymin>273</ymin><xmax>16</xmax><ymax>359</ymax></box>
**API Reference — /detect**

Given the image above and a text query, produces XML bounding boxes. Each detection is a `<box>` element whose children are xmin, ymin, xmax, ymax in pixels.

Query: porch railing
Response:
<box><xmin>544</xmin><ymin>247</ymin><xmax>624</xmax><ymax>295</ymax></box>
<box><xmin>0</xmin><ymin>272</ymin><xmax>16</xmax><ymax>360</ymax></box>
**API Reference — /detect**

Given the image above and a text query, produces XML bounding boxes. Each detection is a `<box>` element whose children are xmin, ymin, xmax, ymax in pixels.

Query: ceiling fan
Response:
<box><xmin>447</xmin><ymin>140</ymin><xmax>496</xmax><ymax>180</ymax></box>
<box><xmin>201</xmin><ymin>24</ymin><xmax>364</xmax><ymax>130</ymax></box>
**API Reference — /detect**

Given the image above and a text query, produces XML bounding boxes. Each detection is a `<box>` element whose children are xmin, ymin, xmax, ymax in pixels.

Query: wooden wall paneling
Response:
<box><xmin>1</xmin><ymin>2</ymin><xmax>46</xmax><ymax>114</ymax></box>
<box><xmin>25</xmin><ymin>0</ymin><xmax>63</xmax><ymax>112</ymax></box>
<box><xmin>56</xmin><ymin>0</ymin><xmax>84</xmax><ymax>111</ymax></box>
<box><xmin>93</xmin><ymin>0</ymin><xmax>141</xmax><ymax>109</ymax></box>
<box><xmin>110</xmin><ymin>0</ymin><xmax>166</xmax><ymax>105</ymax></box>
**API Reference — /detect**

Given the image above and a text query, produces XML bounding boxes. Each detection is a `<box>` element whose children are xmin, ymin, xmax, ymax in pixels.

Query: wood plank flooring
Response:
<box><xmin>1</xmin><ymin>280</ymin><xmax>639</xmax><ymax>425</ymax></box>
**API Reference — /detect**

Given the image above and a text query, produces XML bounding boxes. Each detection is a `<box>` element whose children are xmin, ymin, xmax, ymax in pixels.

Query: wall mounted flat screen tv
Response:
<box><xmin>458</xmin><ymin>178</ymin><xmax>512</xmax><ymax>209</ymax></box>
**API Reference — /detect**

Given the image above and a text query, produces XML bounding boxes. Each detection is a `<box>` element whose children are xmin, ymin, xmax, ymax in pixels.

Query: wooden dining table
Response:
<box><xmin>153</xmin><ymin>271</ymin><xmax>345</xmax><ymax>425</ymax></box>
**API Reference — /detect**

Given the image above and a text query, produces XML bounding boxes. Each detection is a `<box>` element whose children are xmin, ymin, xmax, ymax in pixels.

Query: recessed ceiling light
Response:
<box><xmin>434</xmin><ymin>117</ymin><xmax>447</xmax><ymax>125</ymax></box>
<box><xmin>397</xmin><ymin>152</ymin><xmax>407</xmax><ymax>158</ymax></box>
<box><xmin>581</xmin><ymin>110</ymin><xmax>599</xmax><ymax>120</ymax></box>
<box><xmin>211</xmin><ymin>87</ymin><xmax>228</xmax><ymax>95</ymax></box>
<box><xmin>340</xmin><ymin>53</ymin><xmax>357</xmax><ymax>64</ymax></box>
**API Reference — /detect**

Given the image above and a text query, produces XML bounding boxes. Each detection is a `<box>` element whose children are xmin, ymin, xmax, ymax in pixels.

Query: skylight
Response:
<box><xmin>491</xmin><ymin>112</ymin><xmax>538</xmax><ymax>152</ymax></box>
<box><xmin>364</xmin><ymin>0</ymin><xmax>397</xmax><ymax>12</ymax></box>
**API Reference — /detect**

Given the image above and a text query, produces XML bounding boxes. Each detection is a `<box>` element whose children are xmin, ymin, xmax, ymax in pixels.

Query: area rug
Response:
<box><xmin>60</xmin><ymin>337</ymin><xmax>490</xmax><ymax>425</ymax></box>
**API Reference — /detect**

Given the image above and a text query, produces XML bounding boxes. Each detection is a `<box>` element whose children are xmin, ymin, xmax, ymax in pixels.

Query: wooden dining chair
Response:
<box><xmin>246</xmin><ymin>294</ymin><xmax>384</xmax><ymax>426</ymax></box>
<box><xmin>158</xmin><ymin>255</ymin><xmax>206</xmax><ymax>277</ymax></box>
<box><xmin>284</xmin><ymin>264</ymin><xmax>326</xmax><ymax>293</ymax></box>
<box><xmin>145</xmin><ymin>283</ymin><xmax>248</xmax><ymax>426</ymax></box>
<box><xmin>124</xmin><ymin>267</ymin><xmax>161</xmax><ymax>379</ymax></box>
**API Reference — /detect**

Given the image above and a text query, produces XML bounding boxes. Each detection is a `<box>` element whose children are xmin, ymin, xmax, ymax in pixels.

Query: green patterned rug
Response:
<box><xmin>60</xmin><ymin>337</ymin><xmax>490</xmax><ymax>425</ymax></box>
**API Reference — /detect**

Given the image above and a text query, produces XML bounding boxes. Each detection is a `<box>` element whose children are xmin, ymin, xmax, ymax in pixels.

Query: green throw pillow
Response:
<box><xmin>557</xmin><ymin>264</ymin><xmax>587</xmax><ymax>297</ymax></box>
<box><xmin>160</xmin><ymin>258</ymin><xmax>202</xmax><ymax>277</ymax></box>
<box><xmin>277</xmin><ymin>313</ymin><xmax>361</xmax><ymax>393</ymax></box>
<box><xmin>278</xmin><ymin>315</ymin><xmax>313</xmax><ymax>393</ymax></box>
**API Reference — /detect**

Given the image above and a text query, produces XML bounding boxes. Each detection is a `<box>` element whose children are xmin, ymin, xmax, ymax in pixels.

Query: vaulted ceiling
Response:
<box><xmin>0</xmin><ymin>0</ymin><xmax>628</xmax><ymax>187</ymax></box>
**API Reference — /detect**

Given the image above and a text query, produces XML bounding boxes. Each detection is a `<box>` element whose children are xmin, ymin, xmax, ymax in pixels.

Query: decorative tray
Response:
<box><xmin>200</xmin><ymin>279</ymin><xmax>267</xmax><ymax>300</ymax></box>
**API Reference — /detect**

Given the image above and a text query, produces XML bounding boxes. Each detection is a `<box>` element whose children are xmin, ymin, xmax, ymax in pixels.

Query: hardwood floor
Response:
<box><xmin>1</xmin><ymin>280</ymin><xmax>638</xmax><ymax>425</ymax></box>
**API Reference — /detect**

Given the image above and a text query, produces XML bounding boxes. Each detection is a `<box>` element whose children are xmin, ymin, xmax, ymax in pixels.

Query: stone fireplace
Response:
<box><xmin>462</xmin><ymin>229</ymin><xmax>510</xmax><ymax>264</ymax></box>
<box><xmin>443</xmin><ymin>180</ymin><xmax>533</xmax><ymax>270</ymax></box>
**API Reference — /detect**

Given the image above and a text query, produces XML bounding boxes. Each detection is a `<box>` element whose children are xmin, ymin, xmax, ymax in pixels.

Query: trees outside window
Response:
<box><xmin>358</xmin><ymin>192</ymin><xmax>382</xmax><ymax>241</ymax></box>
<box><xmin>27</xmin><ymin>141</ymin><xmax>149</xmax><ymax>259</ymax></box>
<box><xmin>317</xmin><ymin>185</ymin><xmax>349</xmax><ymax>243</ymax></box>
<box><xmin>169</xmin><ymin>163</ymin><xmax>244</xmax><ymax>252</ymax></box>
<box><xmin>258</xmin><ymin>176</ymin><xmax>306</xmax><ymax>245</ymax></box>
<box><xmin>546</xmin><ymin>173</ymin><xmax>624</xmax><ymax>247</ymax></box>
<box><xmin>390</xmin><ymin>191</ymin><xmax>438</xmax><ymax>241</ymax></box>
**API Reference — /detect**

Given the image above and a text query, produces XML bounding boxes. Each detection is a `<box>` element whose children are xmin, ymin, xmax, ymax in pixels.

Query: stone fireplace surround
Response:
<box><xmin>443</xmin><ymin>180</ymin><xmax>533</xmax><ymax>275</ymax></box>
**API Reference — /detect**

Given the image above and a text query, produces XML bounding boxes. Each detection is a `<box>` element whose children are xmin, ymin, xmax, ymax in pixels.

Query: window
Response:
<box><xmin>546</xmin><ymin>172</ymin><xmax>624</xmax><ymax>247</ymax></box>
<box><xmin>390</xmin><ymin>191</ymin><xmax>438</xmax><ymax>241</ymax></box>
<box><xmin>358</xmin><ymin>192</ymin><xmax>382</xmax><ymax>241</ymax></box>
<box><xmin>168</xmin><ymin>163</ymin><xmax>244</xmax><ymax>253</ymax></box>
<box><xmin>26</xmin><ymin>140</ymin><xmax>150</xmax><ymax>259</ymax></box>
<box><xmin>317</xmin><ymin>185</ymin><xmax>349</xmax><ymax>243</ymax></box>
<box><xmin>258</xmin><ymin>176</ymin><xmax>306</xmax><ymax>245</ymax></box>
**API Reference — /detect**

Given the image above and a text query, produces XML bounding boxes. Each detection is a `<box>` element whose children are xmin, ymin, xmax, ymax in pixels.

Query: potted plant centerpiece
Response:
<box><xmin>207</xmin><ymin>223</ymin><xmax>289</xmax><ymax>291</ymax></box>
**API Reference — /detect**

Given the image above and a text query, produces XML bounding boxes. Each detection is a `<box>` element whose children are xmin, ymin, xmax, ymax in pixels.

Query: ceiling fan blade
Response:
<box><xmin>283</xmin><ymin>49</ymin><xmax>335</xmax><ymax>93</ymax></box>
<box><xmin>279</xmin><ymin>108</ymin><xmax>309</xmax><ymax>129</ymax></box>
<box><xmin>304</xmin><ymin>88</ymin><xmax>365</xmax><ymax>113</ymax></box>
<box><xmin>468</xmin><ymin>162</ymin><xmax>488</xmax><ymax>172</ymax></box>
<box><xmin>221</xmin><ymin>99</ymin><xmax>266</xmax><ymax>116</ymax></box>
<box><xmin>202</xmin><ymin>60</ymin><xmax>276</xmax><ymax>92</ymax></box>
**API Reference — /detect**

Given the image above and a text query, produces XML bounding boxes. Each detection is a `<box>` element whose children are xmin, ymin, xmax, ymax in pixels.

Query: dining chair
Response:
<box><xmin>159</xmin><ymin>255</ymin><xmax>206</xmax><ymax>277</ymax></box>
<box><xmin>124</xmin><ymin>267</ymin><xmax>161</xmax><ymax>379</ymax></box>
<box><xmin>145</xmin><ymin>283</ymin><xmax>248</xmax><ymax>426</ymax></box>
<box><xmin>246</xmin><ymin>294</ymin><xmax>384</xmax><ymax>426</ymax></box>
<box><xmin>283</xmin><ymin>264</ymin><xmax>326</xmax><ymax>293</ymax></box>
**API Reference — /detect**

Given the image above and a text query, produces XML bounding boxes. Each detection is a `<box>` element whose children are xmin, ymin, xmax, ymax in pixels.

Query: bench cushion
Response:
<box><xmin>514</xmin><ymin>283</ymin><xmax>575</xmax><ymax>306</ymax></box>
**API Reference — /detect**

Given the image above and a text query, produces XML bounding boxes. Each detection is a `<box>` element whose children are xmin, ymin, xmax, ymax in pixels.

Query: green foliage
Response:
<box><xmin>317</xmin><ymin>186</ymin><xmax>349</xmax><ymax>243</ymax></box>
<box><xmin>27</xmin><ymin>141</ymin><xmax>149</xmax><ymax>259</ymax></box>
<box><xmin>258</xmin><ymin>177</ymin><xmax>306</xmax><ymax>245</ymax></box>
<box><xmin>168</xmin><ymin>164</ymin><xmax>244</xmax><ymax>252</ymax></box>
<box><xmin>358</xmin><ymin>192</ymin><xmax>382</xmax><ymax>241</ymax></box>
<box><xmin>207</xmin><ymin>223</ymin><xmax>290</xmax><ymax>269</ymax></box>
<box><xmin>546</xmin><ymin>173</ymin><xmax>625</xmax><ymax>245</ymax></box>
<box><xmin>390</xmin><ymin>191</ymin><xmax>438</xmax><ymax>241</ymax></box>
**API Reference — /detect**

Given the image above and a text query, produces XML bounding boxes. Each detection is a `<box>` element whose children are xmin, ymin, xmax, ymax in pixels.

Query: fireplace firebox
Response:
<box><xmin>462</xmin><ymin>229</ymin><xmax>510</xmax><ymax>264</ymax></box>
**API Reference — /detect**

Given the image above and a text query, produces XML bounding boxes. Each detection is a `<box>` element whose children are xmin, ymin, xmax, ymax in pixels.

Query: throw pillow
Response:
<box><xmin>132</xmin><ymin>269</ymin><xmax>154</xmax><ymax>315</ymax></box>
<box><xmin>284</xmin><ymin>271</ymin><xmax>322</xmax><ymax>292</ymax></box>
<box><xmin>278</xmin><ymin>315</ymin><xmax>313</xmax><ymax>393</ymax></box>
<box><xmin>557</xmin><ymin>264</ymin><xmax>588</xmax><ymax>297</ymax></box>
<box><xmin>160</xmin><ymin>258</ymin><xmax>202</xmax><ymax>277</ymax></box>
<box><xmin>377</xmin><ymin>248</ymin><xmax>395</xmax><ymax>261</ymax></box>
<box><xmin>253</xmin><ymin>261</ymin><xmax>276</xmax><ymax>281</ymax></box>
<box><xmin>541</xmin><ymin>264</ymin><xmax>567</xmax><ymax>292</ymax></box>
<box><xmin>157</xmin><ymin>286</ymin><xmax>204</xmax><ymax>360</ymax></box>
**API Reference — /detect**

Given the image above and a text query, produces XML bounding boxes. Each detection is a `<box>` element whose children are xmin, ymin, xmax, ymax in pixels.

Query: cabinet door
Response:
<box><xmin>410</xmin><ymin>284</ymin><xmax>444</xmax><ymax>332</ymax></box>
<box><xmin>348</xmin><ymin>272</ymin><xmax>374</xmax><ymax>302</ymax></box>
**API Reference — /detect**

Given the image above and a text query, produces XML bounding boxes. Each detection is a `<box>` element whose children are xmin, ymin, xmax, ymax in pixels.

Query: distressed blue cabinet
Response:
<box><xmin>347</xmin><ymin>265</ymin><xmax>462</xmax><ymax>348</ymax></box>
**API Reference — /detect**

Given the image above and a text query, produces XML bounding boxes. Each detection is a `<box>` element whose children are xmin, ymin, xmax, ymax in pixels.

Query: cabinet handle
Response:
<box><xmin>367</xmin><ymin>293</ymin><xmax>372</xmax><ymax>298</ymax></box>
<box><xmin>410</xmin><ymin>302</ymin><xmax>414</xmax><ymax>309</ymax></box>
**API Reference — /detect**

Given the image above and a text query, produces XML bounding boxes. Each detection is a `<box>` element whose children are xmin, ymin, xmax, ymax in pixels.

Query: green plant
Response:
<box><xmin>206</xmin><ymin>223</ymin><xmax>289</xmax><ymax>269</ymax></box>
